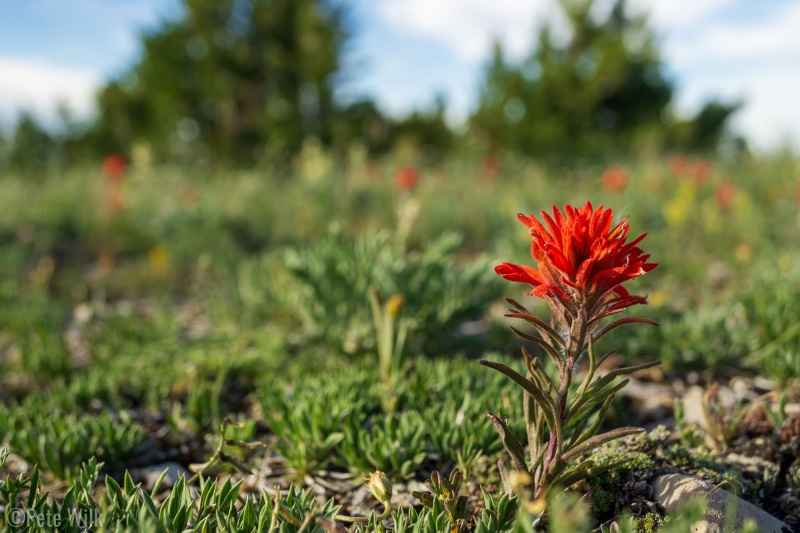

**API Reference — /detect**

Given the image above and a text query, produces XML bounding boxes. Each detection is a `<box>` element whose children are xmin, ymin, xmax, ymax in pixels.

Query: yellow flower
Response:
<box><xmin>149</xmin><ymin>246</ymin><xmax>169</xmax><ymax>277</ymax></box>
<box><xmin>649</xmin><ymin>290</ymin><xmax>666</xmax><ymax>307</ymax></box>
<box><xmin>735</xmin><ymin>243</ymin><xmax>753</xmax><ymax>263</ymax></box>
<box><xmin>663</xmin><ymin>183</ymin><xmax>696</xmax><ymax>227</ymax></box>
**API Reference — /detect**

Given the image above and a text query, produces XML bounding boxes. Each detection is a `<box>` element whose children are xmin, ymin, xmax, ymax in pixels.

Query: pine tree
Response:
<box><xmin>6</xmin><ymin>113</ymin><xmax>55</xmax><ymax>171</ymax></box>
<box><xmin>470</xmin><ymin>0</ymin><xmax>736</xmax><ymax>157</ymax></box>
<box><xmin>88</xmin><ymin>0</ymin><xmax>348</xmax><ymax>162</ymax></box>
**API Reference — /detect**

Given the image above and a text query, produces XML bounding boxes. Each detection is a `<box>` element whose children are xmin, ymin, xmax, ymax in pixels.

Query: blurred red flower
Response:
<box><xmin>715</xmin><ymin>181</ymin><xmax>736</xmax><ymax>211</ymax></box>
<box><xmin>690</xmin><ymin>160</ymin><xmax>712</xmax><ymax>182</ymax></box>
<box><xmin>394</xmin><ymin>166</ymin><xmax>420</xmax><ymax>191</ymax></box>
<box><xmin>601</xmin><ymin>166</ymin><xmax>628</xmax><ymax>192</ymax></box>
<box><xmin>495</xmin><ymin>202</ymin><xmax>657</xmax><ymax>319</ymax></box>
<box><xmin>102</xmin><ymin>153</ymin><xmax>128</xmax><ymax>181</ymax></box>
<box><xmin>480</xmin><ymin>155</ymin><xmax>502</xmax><ymax>181</ymax></box>
<box><xmin>669</xmin><ymin>154</ymin><xmax>688</xmax><ymax>175</ymax></box>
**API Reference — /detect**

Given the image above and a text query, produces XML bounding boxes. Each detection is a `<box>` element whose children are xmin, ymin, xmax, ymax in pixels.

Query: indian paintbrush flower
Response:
<box><xmin>495</xmin><ymin>201</ymin><xmax>657</xmax><ymax>368</ymax></box>
<box><xmin>480</xmin><ymin>201</ymin><xmax>659</xmax><ymax>503</ymax></box>
<box><xmin>601</xmin><ymin>166</ymin><xmax>628</xmax><ymax>193</ymax></box>
<box><xmin>102</xmin><ymin>153</ymin><xmax>128</xmax><ymax>180</ymax></box>
<box><xmin>102</xmin><ymin>153</ymin><xmax>129</xmax><ymax>213</ymax></box>
<box><xmin>394</xmin><ymin>166</ymin><xmax>420</xmax><ymax>192</ymax></box>
<box><xmin>715</xmin><ymin>181</ymin><xmax>736</xmax><ymax>211</ymax></box>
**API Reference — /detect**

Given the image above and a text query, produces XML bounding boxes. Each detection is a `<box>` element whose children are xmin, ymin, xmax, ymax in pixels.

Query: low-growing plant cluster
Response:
<box><xmin>610</xmin><ymin>249</ymin><xmax>800</xmax><ymax>383</ymax></box>
<box><xmin>277</xmin><ymin>229</ymin><xmax>502</xmax><ymax>356</ymax></box>
<box><xmin>3</xmin><ymin>154</ymin><xmax>800</xmax><ymax>531</ymax></box>
<box><xmin>258</xmin><ymin>358</ymin><xmax>513</xmax><ymax>480</ymax></box>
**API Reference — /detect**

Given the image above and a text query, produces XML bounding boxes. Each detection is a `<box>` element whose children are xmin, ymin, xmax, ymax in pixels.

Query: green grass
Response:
<box><xmin>1</xmin><ymin>152</ymin><xmax>798</xmax><ymax>530</ymax></box>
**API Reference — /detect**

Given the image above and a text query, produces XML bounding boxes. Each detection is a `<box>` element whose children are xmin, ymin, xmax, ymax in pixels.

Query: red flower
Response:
<box><xmin>669</xmin><ymin>154</ymin><xmax>688</xmax><ymax>175</ymax></box>
<box><xmin>715</xmin><ymin>181</ymin><xmax>735</xmax><ymax>211</ymax></box>
<box><xmin>394</xmin><ymin>166</ymin><xmax>420</xmax><ymax>191</ymax></box>
<box><xmin>691</xmin><ymin>160</ymin><xmax>712</xmax><ymax>182</ymax></box>
<box><xmin>601</xmin><ymin>167</ymin><xmax>628</xmax><ymax>192</ymax></box>
<box><xmin>102</xmin><ymin>153</ymin><xmax>128</xmax><ymax>181</ymax></box>
<box><xmin>480</xmin><ymin>156</ymin><xmax>502</xmax><ymax>181</ymax></box>
<box><xmin>495</xmin><ymin>202</ymin><xmax>657</xmax><ymax>319</ymax></box>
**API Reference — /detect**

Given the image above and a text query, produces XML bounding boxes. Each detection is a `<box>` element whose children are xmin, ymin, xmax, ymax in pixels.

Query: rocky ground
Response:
<box><xmin>3</xmin><ymin>353</ymin><xmax>800</xmax><ymax>531</ymax></box>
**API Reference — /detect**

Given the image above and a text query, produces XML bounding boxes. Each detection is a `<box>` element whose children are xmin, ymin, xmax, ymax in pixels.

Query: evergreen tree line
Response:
<box><xmin>0</xmin><ymin>0</ymin><xmax>741</xmax><ymax>170</ymax></box>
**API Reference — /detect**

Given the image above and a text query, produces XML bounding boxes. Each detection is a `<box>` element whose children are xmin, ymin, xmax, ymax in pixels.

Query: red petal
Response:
<box><xmin>540</xmin><ymin>210</ymin><xmax>563</xmax><ymax>246</ymax></box>
<box><xmin>575</xmin><ymin>258</ymin><xmax>595</xmax><ymax>288</ymax></box>
<box><xmin>517</xmin><ymin>213</ymin><xmax>535</xmax><ymax>229</ymax></box>
<box><xmin>532</xmin><ymin>284</ymin><xmax>570</xmax><ymax>300</ymax></box>
<box><xmin>495</xmin><ymin>263</ymin><xmax>542</xmax><ymax>286</ymax></box>
<box><xmin>544</xmin><ymin>243</ymin><xmax>577</xmax><ymax>277</ymax></box>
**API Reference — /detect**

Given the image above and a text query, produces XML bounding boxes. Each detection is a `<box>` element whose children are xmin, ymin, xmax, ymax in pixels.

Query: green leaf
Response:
<box><xmin>560</xmin><ymin>427</ymin><xmax>644</xmax><ymax>465</ymax></box>
<box><xmin>488</xmin><ymin>413</ymin><xmax>528</xmax><ymax>472</ymax></box>
<box><xmin>478</xmin><ymin>360</ymin><xmax>557</xmax><ymax>432</ymax></box>
<box><xmin>150</xmin><ymin>468</ymin><xmax>170</xmax><ymax>498</ymax></box>
<box><xmin>124</xmin><ymin>470</ymin><xmax>136</xmax><ymax>496</ymax></box>
<box><xmin>593</xmin><ymin>317</ymin><xmax>659</xmax><ymax>342</ymax></box>
<box><xmin>551</xmin><ymin>458</ymin><xmax>634</xmax><ymax>491</ymax></box>
<box><xmin>105</xmin><ymin>475</ymin><xmax>123</xmax><ymax>505</ymax></box>
<box><xmin>27</xmin><ymin>465</ymin><xmax>40</xmax><ymax>507</ymax></box>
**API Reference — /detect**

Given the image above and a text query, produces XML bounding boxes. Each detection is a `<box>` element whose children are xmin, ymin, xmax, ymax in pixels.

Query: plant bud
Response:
<box><xmin>365</xmin><ymin>470</ymin><xmax>393</xmax><ymax>502</ymax></box>
<box><xmin>385</xmin><ymin>294</ymin><xmax>405</xmax><ymax>318</ymax></box>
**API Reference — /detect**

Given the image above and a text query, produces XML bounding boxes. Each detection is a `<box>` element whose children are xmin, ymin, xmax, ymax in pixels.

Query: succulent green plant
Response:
<box><xmin>412</xmin><ymin>468</ymin><xmax>471</xmax><ymax>531</ymax></box>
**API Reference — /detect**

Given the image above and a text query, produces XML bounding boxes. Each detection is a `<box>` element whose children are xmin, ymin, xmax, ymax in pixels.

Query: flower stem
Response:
<box><xmin>335</xmin><ymin>500</ymin><xmax>392</xmax><ymax>524</ymax></box>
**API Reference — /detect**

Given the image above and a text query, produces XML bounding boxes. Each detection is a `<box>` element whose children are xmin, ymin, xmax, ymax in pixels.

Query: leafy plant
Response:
<box><xmin>473</xmin><ymin>488</ymin><xmax>518</xmax><ymax>532</ymax></box>
<box><xmin>281</xmin><ymin>229</ymin><xmax>502</xmax><ymax>356</ymax></box>
<box><xmin>5</xmin><ymin>402</ymin><xmax>143</xmax><ymax>481</ymax></box>
<box><xmin>700</xmin><ymin>383</ymin><xmax>746</xmax><ymax>452</ymax></box>
<box><xmin>763</xmin><ymin>390</ymin><xmax>789</xmax><ymax>429</ymax></box>
<box><xmin>167</xmin><ymin>369</ymin><xmax>227</xmax><ymax>436</ymax></box>
<box><xmin>339</xmin><ymin>412</ymin><xmax>427</xmax><ymax>480</ymax></box>
<box><xmin>1</xmin><ymin>450</ymin><xmax>343</xmax><ymax>532</ymax></box>
<box><xmin>412</xmin><ymin>468</ymin><xmax>471</xmax><ymax>531</ymax></box>
<box><xmin>483</xmin><ymin>203</ymin><xmax>658</xmax><ymax>503</ymax></box>
<box><xmin>423</xmin><ymin>394</ymin><xmax>503</xmax><ymax>475</ymax></box>
<box><xmin>260</xmin><ymin>380</ymin><xmax>371</xmax><ymax>475</ymax></box>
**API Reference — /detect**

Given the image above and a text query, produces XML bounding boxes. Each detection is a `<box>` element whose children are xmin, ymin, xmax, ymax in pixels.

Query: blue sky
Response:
<box><xmin>1</xmin><ymin>0</ymin><xmax>798</xmax><ymax>150</ymax></box>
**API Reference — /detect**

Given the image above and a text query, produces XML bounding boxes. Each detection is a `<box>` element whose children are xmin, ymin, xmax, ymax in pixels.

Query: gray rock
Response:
<box><xmin>681</xmin><ymin>386</ymin><xmax>709</xmax><ymax>430</ymax></box>
<box><xmin>722</xmin><ymin>453</ymin><xmax>779</xmax><ymax>477</ymax></box>
<box><xmin>619</xmin><ymin>377</ymin><xmax>675</xmax><ymax>424</ymax></box>
<box><xmin>130</xmin><ymin>462</ymin><xmax>191</xmax><ymax>491</ymax></box>
<box><xmin>651</xmin><ymin>473</ymin><xmax>793</xmax><ymax>533</ymax></box>
<box><xmin>681</xmin><ymin>385</ymin><xmax>742</xmax><ymax>430</ymax></box>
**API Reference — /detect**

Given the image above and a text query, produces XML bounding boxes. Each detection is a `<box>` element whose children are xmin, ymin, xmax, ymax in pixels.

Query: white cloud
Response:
<box><xmin>375</xmin><ymin>0</ymin><xmax>800</xmax><ymax>150</ymax></box>
<box><xmin>629</xmin><ymin>0</ymin><xmax>734</xmax><ymax>31</ymax></box>
<box><xmin>663</xmin><ymin>1</ymin><xmax>800</xmax><ymax>150</ymax></box>
<box><xmin>734</xmin><ymin>69</ymin><xmax>800</xmax><ymax>150</ymax></box>
<box><xmin>665</xmin><ymin>1</ymin><xmax>800</xmax><ymax>65</ymax></box>
<box><xmin>0</xmin><ymin>57</ymin><xmax>99</xmax><ymax>127</ymax></box>
<box><xmin>377</xmin><ymin>0</ymin><xmax>558</xmax><ymax>63</ymax></box>
<box><xmin>676</xmin><ymin>66</ymin><xmax>800</xmax><ymax>151</ymax></box>
<box><xmin>375</xmin><ymin>0</ymin><xmax>737</xmax><ymax>64</ymax></box>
